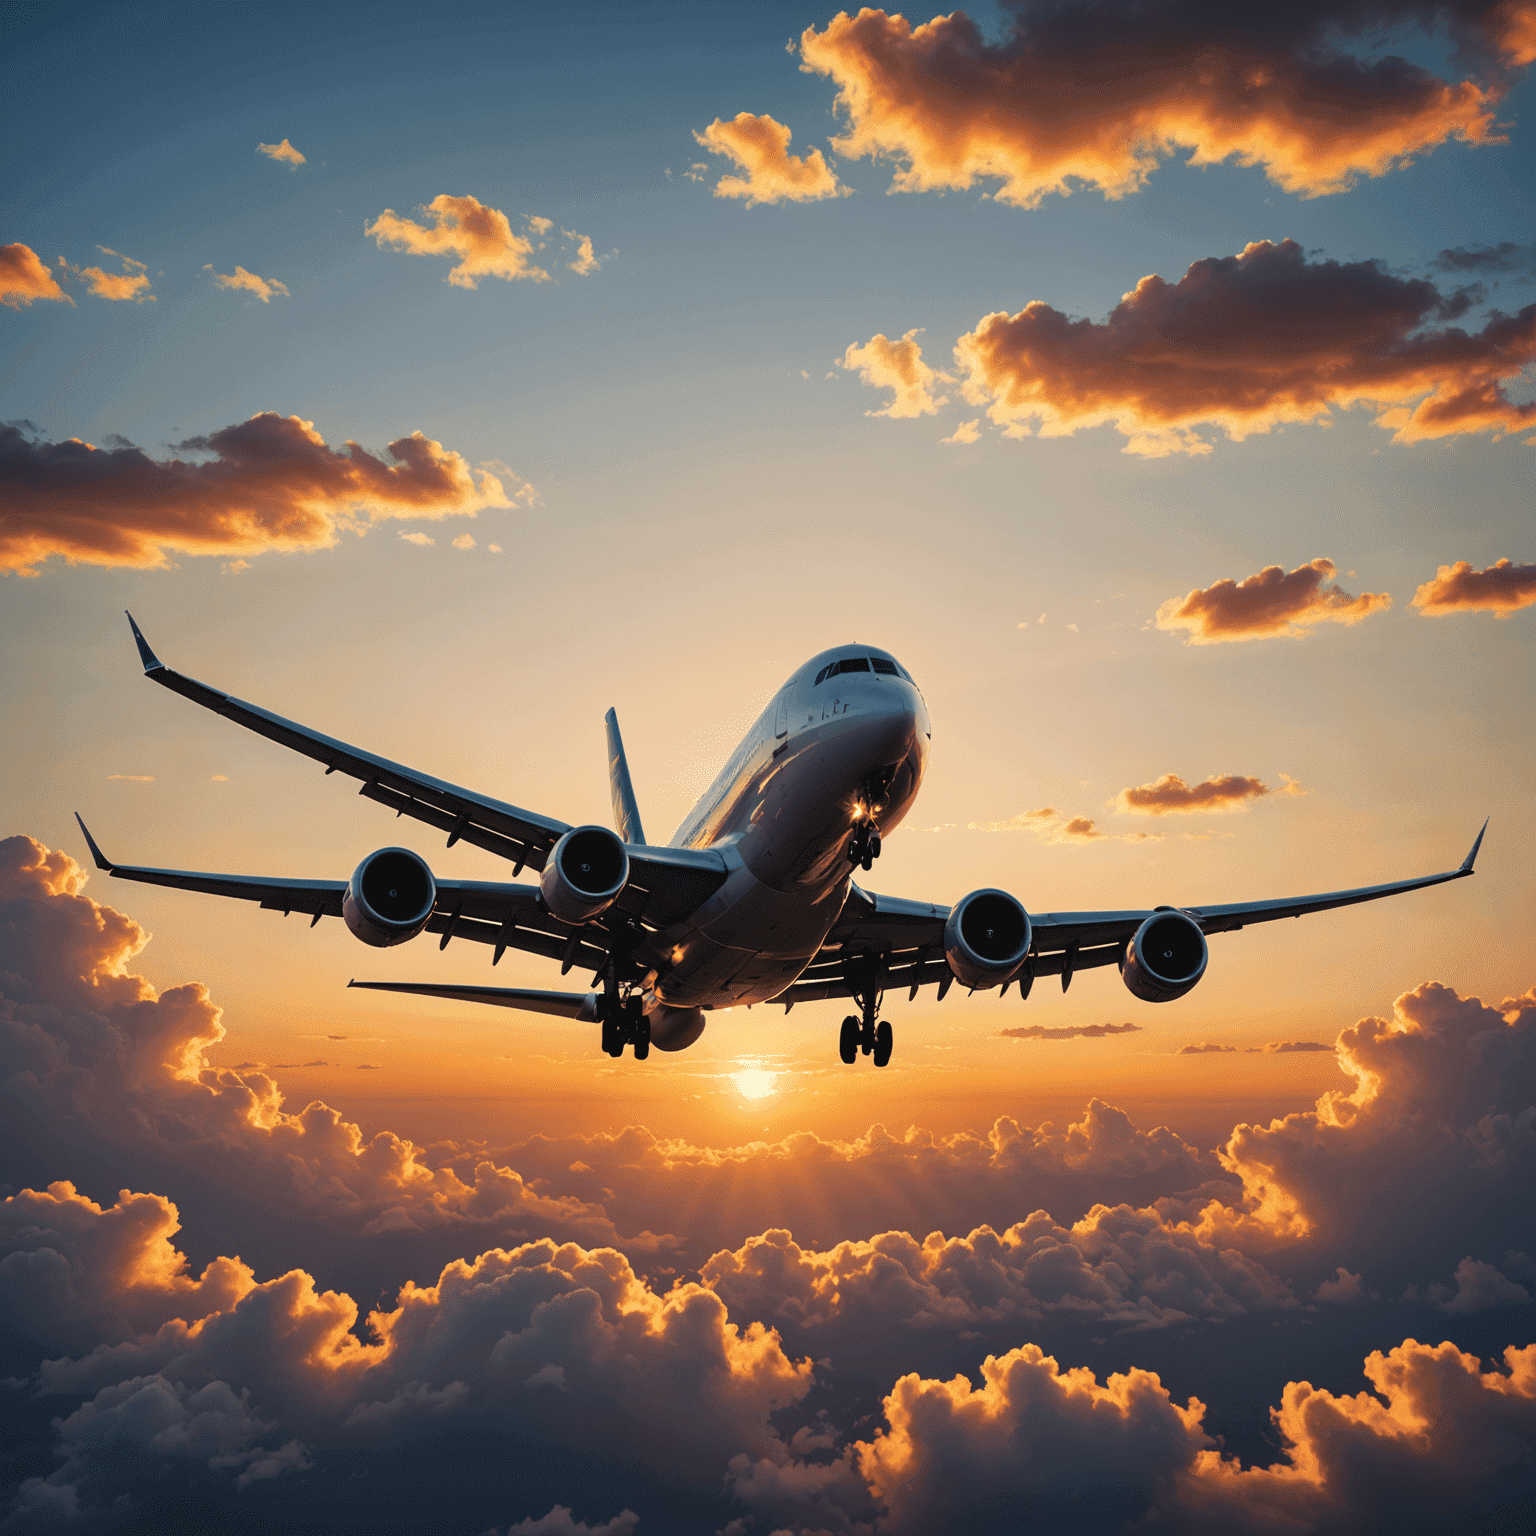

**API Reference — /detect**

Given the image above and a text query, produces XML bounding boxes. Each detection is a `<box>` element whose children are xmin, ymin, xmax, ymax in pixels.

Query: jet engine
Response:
<box><xmin>1122</xmin><ymin>910</ymin><xmax>1208</xmax><ymax>1003</ymax></box>
<box><xmin>541</xmin><ymin>825</ymin><xmax>630</xmax><ymax>925</ymax></box>
<box><xmin>344</xmin><ymin>847</ymin><xmax>436</xmax><ymax>948</ymax></box>
<box><xmin>647</xmin><ymin>1004</ymin><xmax>707</xmax><ymax>1053</ymax></box>
<box><xmin>944</xmin><ymin>888</ymin><xmax>1033</xmax><ymax>991</ymax></box>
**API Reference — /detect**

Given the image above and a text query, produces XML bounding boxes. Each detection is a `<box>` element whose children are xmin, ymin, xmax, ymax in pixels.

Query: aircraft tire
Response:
<box><xmin>633</xmin><ymin>1037</ymin><xmax>650</xmax><ymax>1060</ymax></box>
<box><xmin>873</xmin><ymin>1019</ymin><xmax>893</xmax><ymax>1068</ymax></box>
<box><xmin>601</xmin><ymin>1018</ymin><xmax>618</xmax><ymax>1056</ymax></box>
<box><xmin>839</xmin><ymin>1016</ymin><xmax>859</xmax><ymax>1064</ymax></box>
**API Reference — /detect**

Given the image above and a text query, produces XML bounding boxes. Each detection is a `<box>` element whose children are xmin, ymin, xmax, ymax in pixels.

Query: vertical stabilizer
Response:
<box><xmin>604</xmin><ymin>707</ymin><xmax>646</xmax><ymax>845</ymax></box>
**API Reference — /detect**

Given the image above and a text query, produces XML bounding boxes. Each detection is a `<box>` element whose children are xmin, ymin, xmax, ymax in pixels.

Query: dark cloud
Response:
<box><xmin>1411</xmin><ymin>557</ymin><xmax>1536</xmax><ymax>615</ymax></box>
<box><xmin>949</xmin><ymin>240</ymin><xmax>1536</xmax><ymax>455</ymax></box>
<box><xmin>800</xmin><ymin>3</ymin><xmax>1536</xmax><ymax>210</ymax></box>
<box><xmin>1000</xmin><ymin>1022</ymin><xmax>1142</xmax><ymax>1040</ymax></box>
<box><xmin>1157</xmin><ymin>557</ymin><xmax>1391</xmax><ymax>642</ymax></box>
<box><xmin>0</xmin><ymin>414</ymin><xmax>515</xmax><ymax>575</ymax></box>
<box><xmin>1433</xmin><ymin>240</ymin><xmax>1536</xmax><ymax>274</ymax></box>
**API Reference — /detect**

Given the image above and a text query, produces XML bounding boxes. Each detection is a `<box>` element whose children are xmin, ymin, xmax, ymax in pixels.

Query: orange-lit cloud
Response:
<box><xmin>204</xmin><ymin>263</ymin><xmax>289</xmax><ymax>302</ymax></box>
<box><xmin>692</xmin><ymin>112</ymin><xmax>848</xmax><ymax>205</ymax></box>
<box><xmin>367</xmin><ymin>194</ymin><xmax>553</xmax><ymax>287</ymax></box>
<box><xmin>798</xmin><ymin>5</ymin><xmax>1533</xmax><ymax>208</ymax></box>
<box><xmin>840</xmin><ymin>328</ymin><xmax>951</xmax><ymax>416</ymax></box>
<box><xmin>952</xmin><ymin>240</ymin><xmax>1536</xmax><ymax>455</ymax></box>
<box><xmin>1248</xmin><ymin>1040</ymin><xmax>1334</xmax><ymax>1054</ymax></box>
<box><xmin>256</xmin><ymin>138</ymin><xmax>305</xmax><ymax>166</ymax></box>
<box><xmin>1156</xmin><ymin>556</ymin><xmax>1391</xmax><ymax>642</ymax></box>
<box><xmin>1115</xmin><ymin>772</ymin><xmax>1270</xmax><ymax>816</ymax></box>
<box><xmin>1001</xmin><ymin>1022</ymin><xmax>1142</xmax><ymax>1040</ymax></box>
<box><xmin>1</xmin><ymin>241</ymin><xmax>72</xmax><ymax>308</ymax></box>
<box><xmin>59</xmin><ymin>246</ymin><xmax>155</xmax><ymax>303</ymax></box>
<box><xmin>1179</xmin><ymin>1042</ymin><xmax>1236</xmax><ymax>1054</ymax></box>
<box><xmin>562</xmin><ymin>227</ymin><xmax>600</xmax><ymax>274</ymax></box>
<box><xmin>0</xmin><ymin>414</ymin><xmax>516</xmax><ymax>575</ymax></box>
<box><xmin>1412</xmin><ymin>556</ymin><xmax>1536</xmax><ymax>615</ymax></box>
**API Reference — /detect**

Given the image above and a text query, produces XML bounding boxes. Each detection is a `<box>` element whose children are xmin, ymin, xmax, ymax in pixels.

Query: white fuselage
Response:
<box><xmin>650</xmin><ymin>644</ymin><xmax>930</xmax><ymax>1009</ymax></box>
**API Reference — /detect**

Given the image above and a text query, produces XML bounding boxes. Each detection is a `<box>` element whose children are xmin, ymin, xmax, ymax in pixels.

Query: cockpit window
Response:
<box><xmin>814</xmin><ymin>655</ymin><xmax>910</xmax><ymax>686</ymax></box>
<box><xmin>870</xmin><ymin>658</ymin><xmax>897</xmax><ymax>675</ymax></box>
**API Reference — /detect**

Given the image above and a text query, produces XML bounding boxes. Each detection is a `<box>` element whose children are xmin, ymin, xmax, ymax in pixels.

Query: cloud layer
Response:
<box><xmin>799</xmin><ymin>3</ymin><xmax>1535</xmax><ymax>208</ymax></box>
<box><xmin>1156</xmin><ymin>557</ymin><xmax>1391</xmax><ymax>642</ymax></box>
<box><xmin>0</xmin><ymin>413</ymin><xmax>513</xmax><ymax>574</ymax></box>
<box><xmin>693</xmin><ymin>113</ymin><xmax>848</xmax><ymax>204</ymax></box>
<box><xmin>952</xmin><ymin>240</ymin><xmax>1536</xmax><ymax>455</ymax></box>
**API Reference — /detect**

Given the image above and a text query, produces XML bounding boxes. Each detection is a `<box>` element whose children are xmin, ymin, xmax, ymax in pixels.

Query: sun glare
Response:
<box><xmin>731</xmin><ymin>1066</ymin><xmax>777</xmax><ymax>1099</ymax></box>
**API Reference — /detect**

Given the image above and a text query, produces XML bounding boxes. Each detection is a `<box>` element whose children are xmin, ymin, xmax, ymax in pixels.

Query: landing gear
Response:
<box><xmin>599</xmin><ymin>995</ymin><xmax>651</xmax><ymax>1060</ymax></box>
<box><xmin>837</xmin><ymin>975</ymin><xmax>893</xmax><ymax>1068</ymax></box>
<box><xmin>846</xmin><ymin>828</ymin><xmax>882</xmax><ymax>871</ymax></box>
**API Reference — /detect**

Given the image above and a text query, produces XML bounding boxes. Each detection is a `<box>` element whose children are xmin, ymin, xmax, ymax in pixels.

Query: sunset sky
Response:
<box><xmin>3</xmin><ymin>3</ymin><xmax>1535</xmax><ymax>1532</ymax></box>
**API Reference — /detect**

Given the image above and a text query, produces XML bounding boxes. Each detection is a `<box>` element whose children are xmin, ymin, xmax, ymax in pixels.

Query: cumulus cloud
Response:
<box><xmin>1179</xmin><ymin>1043</ymin><xmax>1236</xmax><ymax>1055</ymax></box>
<box><xmin>1250</xmin><ymin>1039</ymin><xmax>1335</xmax><ymax>1054</ymax></box>
<box><xmin>562</xmin><ymin>228</ymin><xmax>600</xmax><ymax>274</ymax></box>
<box><xmin>839</xmin><ymin>328</ymin><xmax>950</xmax><ymax>417</ymax></box>
<box><xmin>1</xmin><ymin>241</ymin><xmax>73</xmax><ymax>308</ymax></box>
<box><xmin>1001</xmin><ymin>1022</ymin><xmax>1142</xmax><ymax>1041</ymax></box>
<box><xmin>0</xmin><ymin>413</ymin><xmax>515</xmax><ymax>575</ymax></box>
<box><xmin>1436</xmin><ymin>1254</ymin><xmax>1534</xmax><ymax>1312</ymax></box>
<box><xmin>1156</xmin><ymin>557</ymin><xmax>1391</xmax><ymax>642</ymax></box>
<box><xmin>59</xmin><ymin>246</ymin><xmax>154</xmax><ymax>303</ymax></box>
<box><xmin>1114</xmin><ymin>772</ymin><xmax>1271</xmax><ymax>816</ymax></box>
<box><xmin>692</xmin><ymin>112</ymin><xmax>848</xmax><ymax>205</ymax></box>
<box><xmin>1411</xmin><ymin>557</ymin><xmax>1536</xmax><ymax>616</ymax></box>
<box><xmin>256</xmin><ymin>138</ymin><xmax>305</xmax><ymax>166</ymax></box>
<box><xmin>798</xmin><ymin>4</ymin><xmax>1534</xmax><ymax>209</ymax></box>
<box><xmin>940</xmin><ymin>417</ymin><xmax>980</xmax><ymax>444</ymax></box>
<box><xmin>505</xmin><ymin>1509</ymin><xmax>638</xmax><ymax>1536</ymax></box>
<box><xmin>203</xmin><ymin>264</ymin><xmax>289</xmax><ymax>302</ymax></box>
<box><xmin>1313</xmin><ymin>1266</ymin><xmax>1375</xmax><ymax>1303</ymax></box>
<box><xmin>367</xmin><ymin>194</ymin><xmax>554</xmax><ymax>287</ymax></box>
<box><xmin>953</xmin><ymin>239</ymin><xmax>1536</xmax><ymax>456</ymax></box>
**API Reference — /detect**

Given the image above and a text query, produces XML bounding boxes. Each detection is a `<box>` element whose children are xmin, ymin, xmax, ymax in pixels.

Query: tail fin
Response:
<box><xmin>604</xmin><ymin>707</ymin><xmax>646</xmax><ymax>845</ymax></box>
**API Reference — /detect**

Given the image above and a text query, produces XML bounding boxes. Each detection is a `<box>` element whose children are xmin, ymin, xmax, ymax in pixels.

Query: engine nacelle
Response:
<box><xmin>344</xmin><ymin>847</ymin><xmax>436</xmax><ymax>948</ymax></box>
<box><xmin>1122</xmin><ymin>910</ymin><xmax>1208</xmax><ymax>1003</ymax></box>
<box><xmin>647</xmin><ymin>1004</ymin><xmax>707</xmax><ymax>1053</ymax></box>
<box><xmin>944</xmin><ymin>888</ymin><xmax>1033</xmax><ymax>991</ymax></box>
<box><xmin>541</xmin><ymin>825</ymin><xmax>630</xmax><ymax>925</ymax></box>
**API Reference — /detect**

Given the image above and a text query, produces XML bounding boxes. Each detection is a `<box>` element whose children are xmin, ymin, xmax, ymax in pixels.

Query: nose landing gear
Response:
<box><xmin>599</xmin><ymin>995</ymin><xmax>651</xmax><ymax>1059</ymax></box>
<box><xmin>846</xmin><ymin>827</ymin><xmax>882</xmax><ymax>871</ymax></box>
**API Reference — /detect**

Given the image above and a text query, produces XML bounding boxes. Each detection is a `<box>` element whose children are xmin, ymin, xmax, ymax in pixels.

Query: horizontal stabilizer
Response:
<box><xmin>348</xmin><ymin>979</ymin><xmax>599</xmax><ymax>1020</ymax></box>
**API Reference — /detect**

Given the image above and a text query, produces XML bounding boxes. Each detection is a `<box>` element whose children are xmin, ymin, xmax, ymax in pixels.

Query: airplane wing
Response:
<box><xmin>74</xmin><ymin>815</ymin><xmax>613</xmax><ymax>975</ymax></box>
<box><xmin>347</xmin><ymin>980</ymin><xmax>599</xmax><ymax>1019</ymax></box>
<box><xmin>119</xmin><ymin>614</ymin><xmax>728</xmax><ymax>925</ymax></box>
<box><xmin>781</xmin><ymin>822</ymin><xmax>1486</xmax><ymax>1005</ymax></box>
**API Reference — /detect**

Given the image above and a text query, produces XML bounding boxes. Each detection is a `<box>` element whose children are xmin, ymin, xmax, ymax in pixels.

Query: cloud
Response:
<box><xmin>1249</xmin><ymin>1040</ymin><xmax>1335</xmax><ymax>1054</ymax></box>
<box><xmin>1433</xmin><ymin>240</ymin><xmax>1536</xmax><ymax>274</ymax></box>
<box><xmin>0</xmin><ymin>413</ymin><xmax>515</xmax><ymax>575</ymax></box>
<box><xmin>1114</xmin><ymin>772</ymin><xmax>1271</xmax><ymax>816</ymax></box>
<box><xmin>840</xmin><ymin>329</ymin><xmax>950</xmax><ymax>417</ymax></box>
<box><xmin>940</xmin><ymin>417</ymin><xmax>980</xmax><ymax>445</ymax></box>
<box><xmin>1411</xmin><ymin>557</ymin><xmax>1536</xmax><ymax>616</ymax></box>
<box><xmin>798</xmin><ymin>5</ymin><xmax>1532</xmax><ymax>209</ymax></box>
<box><xmin>256</xmin><ymin>138</ymin><xmax>305</xmax><ymax>166</ymax></box>
<box><xmin>452</xmin><ymin>533</ymin><xmax>476</xmax><ymax>549</ymax></box>
<box><xmin>399</xmin><ymin>530</ymin><xmax>434</xmax><ymax>546</ymax></box>
<box><xmin>952</xmin><ymin>239</ymin><xmax>1536</xmax><ymax>456</ymax></box>
<box><xmin>692</xmin><ymin>113</ymin><xmax>848</xmax><ymax>205</ymax></box>
<box><xmin>562</xmin><ymin>228</ymin><xmax>600</xmax><ymax>274</ymax></box>
<box><xmin>1179</xmin><ymin>1043</ymin><xmax>1237</xmax><ymax>1054</ymax></box>
<box><xmin>367</xmin><ymin>194</ymin><xmax>552</xmax><ymax>287</ymax></box>
<box><xmin>106</xmin><ymin>774</ymin><xmax>153</xmax><ymax>782</ymax></box>
<box><xmin>1155</xmin><ymin>557</ymin><xmax>1391</xmax><ymax>642</ymax></box>
<box><xmin>1436</xmin><ymin>1254</ymin><xmax>1533</xmax><ymax>1312</ymax></box>
<box><xmin>59</xmin><ymin>246</ymin><xmax>154</xmax><ymax>303</ymax></box>
<box><xmin>1313</xmin><ymin>1266</ymin><xmax>1375</xmax><ymax>1303</ymax></box>
<box><xmin>203</xmin><ymin>264</ymin><xmax>289</xmax><ymax>302</ymax></box>
<box><xmin>505</xmin><ymin>1509</ymin><xmax>639</xmax><ymax>1536</ymax></box>
<box><xmin>1001</xmin><ymin>1022</ymin><xmax>1142</xmax><ymax>1041</ymax></box>
<box><xmin>1</xmin><ymin>242</ymin><xmax>73</xmax><ymax>308</ymax></box>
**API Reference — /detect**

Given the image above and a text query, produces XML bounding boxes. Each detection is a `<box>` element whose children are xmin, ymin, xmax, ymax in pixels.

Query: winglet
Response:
<box><xmin>1459</xmin><ymin>818</ymin><xmax>1488</xmax><ymax>874</ymax></box>
<box><xmin>125</xmin><ymin>611</ymin><xmax>164</xmax><ymax>672</ymax></box>
<box><xmin>74</xmin><ymin>812</ymin><xmax>115</xmax><ymax>872</ymax></box>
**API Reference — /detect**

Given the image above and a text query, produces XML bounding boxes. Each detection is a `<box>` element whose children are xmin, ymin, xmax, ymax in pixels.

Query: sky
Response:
<box><xmin>2</xmin><ymin>2</ymin><xmax>1534</xmax><ymax>1531</ymax></box>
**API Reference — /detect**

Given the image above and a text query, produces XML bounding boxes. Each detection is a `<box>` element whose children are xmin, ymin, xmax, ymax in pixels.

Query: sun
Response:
<box><xmin>731</xmin><ymin>1066</ymin><xmax>777</xmax><ymax>1099</ymax></box>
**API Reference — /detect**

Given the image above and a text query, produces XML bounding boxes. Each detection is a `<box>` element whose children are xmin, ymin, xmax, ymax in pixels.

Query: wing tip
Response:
<box><xmin>73</xmin><ymin>811</ymin><xmax>113</xmax><ymax>872</ymax></box>
<box><xmin>1459</xmin><ymin>818</ymin><xmax>1489</xmax><ymax>874</ymax></box>
<box><xmin>124</xmin><ymin>611</ymin><xmax>164</xmax><ymax>673</ymax></box>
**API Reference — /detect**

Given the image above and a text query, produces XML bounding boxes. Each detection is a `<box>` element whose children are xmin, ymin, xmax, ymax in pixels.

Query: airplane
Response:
<box><xmin>74</xmin><ymin>614</ymin><xmax>1486</xmax><ymax>1068</ymax></box>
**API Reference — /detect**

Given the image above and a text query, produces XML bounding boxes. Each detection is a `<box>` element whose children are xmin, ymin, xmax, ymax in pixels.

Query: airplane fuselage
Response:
<box><xmin>655</xmin><ymin>644</ymin><xmax>929</xmax><ymax>1009</ymax></box>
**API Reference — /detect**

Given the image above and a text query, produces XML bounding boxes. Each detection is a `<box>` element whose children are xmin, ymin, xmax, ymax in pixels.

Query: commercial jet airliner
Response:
<box><xmin>76</xmin><ymin>616</ymin><xmax>1485</xmax><ymax>1067</ymax></box>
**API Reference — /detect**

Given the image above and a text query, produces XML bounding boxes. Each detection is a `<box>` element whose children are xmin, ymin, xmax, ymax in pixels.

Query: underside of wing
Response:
<box><xmin>347</xmin><ymin>980</ymin><xmax>599</xmax><ymax>1018</ymax></box>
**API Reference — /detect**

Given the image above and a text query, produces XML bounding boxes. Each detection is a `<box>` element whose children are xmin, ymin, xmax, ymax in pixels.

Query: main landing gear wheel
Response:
<box><xmin>872</xmin><ymin>1019</ymin><xmax>892</xmax><ymax>1068</ymax></box>
<box><xmin>839</xmin><ymin>1016</ymin><xmax>859</xmax><ymax>1065</ymax></box>
<box><xmin>599</xmin><ymin>997</ymin><xmax>650</xmax><ymax>1060</ymax></box>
